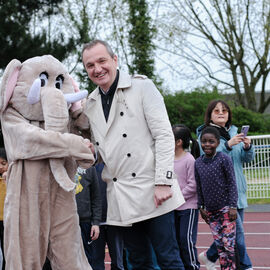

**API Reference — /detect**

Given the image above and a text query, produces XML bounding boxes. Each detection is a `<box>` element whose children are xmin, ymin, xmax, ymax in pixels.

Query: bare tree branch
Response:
<box><xmin>157</xmin><ymin>0</ymin><xmax>270</xmax><ymax>112</ymax></box>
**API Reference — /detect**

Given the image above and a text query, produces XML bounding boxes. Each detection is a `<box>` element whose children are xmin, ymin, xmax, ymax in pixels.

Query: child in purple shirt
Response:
<box><xmin>195</xmin><ymin>126</ymin><xmax>238</xmax><ymax>270</ymax></box>
<box><xmin>173</xmin><ymin>124</ymin><xmax>200</xmax><ymax>270</ymax></box>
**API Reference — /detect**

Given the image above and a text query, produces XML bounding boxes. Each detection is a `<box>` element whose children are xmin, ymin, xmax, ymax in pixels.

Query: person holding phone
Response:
<box><xmin>241</xmin><ymin>126</ymin><xmax>250</xmax><ymax>138</ymax></box>
<box><xmin>196</xmin><ymin>100</ymin><xmax>255</xmax><ymax>270</ymax></box>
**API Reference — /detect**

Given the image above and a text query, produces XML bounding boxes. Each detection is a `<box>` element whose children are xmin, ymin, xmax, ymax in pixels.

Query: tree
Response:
<box><xmin>125</xmin><ymin>0</ymin><xmax>156</xmax><ymax>80</ymax></box>
<box><xmin>62</xmin><ymin>0</ymin><xmax>163</xmax><ymax>92</ymax></box>
<box><xmin>164</xmin><ymin>87</ymin><xmax>222</xmax><ymax>132</ymax></box>
<box><xmin>0</xmin><ymin>0</ymin><xmax>75</xmax><ymax>69</ymax></box>
<box><xmin>62</xmin><ymin>0</ymin><xmax>104</xmax><ymax>92</ymax></box>
<box><xmin>163</xmin><ymin>87</ymin><xmax>270</xmax><ymax>134</ymax></box>
<box><xmin>156</xmin><ymin>0</ymin><xmax>270</xmax><ymax>113</ymax></box>
<box><xmin>60</xmin><ymin>0</ymin><xmax>132</xmax><ymax>92</ymax></box>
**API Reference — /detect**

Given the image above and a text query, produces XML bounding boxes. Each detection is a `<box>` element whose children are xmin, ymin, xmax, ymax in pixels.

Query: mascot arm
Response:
<box><xmin>2</xmin><ymin>108</ymin><xmax>94</xmax><ymax>163</ymax></box>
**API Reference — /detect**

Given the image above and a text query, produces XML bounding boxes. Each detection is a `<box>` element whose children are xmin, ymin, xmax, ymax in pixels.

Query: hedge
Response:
<box><xmin>163</xmin><ymin>88</ymin><xmax>270</xmax><ymax>136</ymax></box>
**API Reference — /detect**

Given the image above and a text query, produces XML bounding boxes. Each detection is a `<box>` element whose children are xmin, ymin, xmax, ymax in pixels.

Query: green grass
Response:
<box><xmin>247</xmin><ymin>198</ymin><xmax>270</xmax><ymax>204</ymax></box>
<box><xmin>244</xmin><ymin>168</ymin><xmax>270</xmax><ymax>180</ymax></box>
<box><xmin>246</xmin><ymin>183</ymin><xmax>270</xmax><ymax>202</ymax></box>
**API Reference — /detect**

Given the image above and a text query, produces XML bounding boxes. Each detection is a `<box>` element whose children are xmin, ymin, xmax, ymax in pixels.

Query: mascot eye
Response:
<box><xmin>39</xmin><ymin>72</ymin><xmax>48</xmax><ymax>87</ymax></box>
<box><xmin>55</xmin><ymin>75</ymin><xmax>64</xmax><ymax>89</ymax></box>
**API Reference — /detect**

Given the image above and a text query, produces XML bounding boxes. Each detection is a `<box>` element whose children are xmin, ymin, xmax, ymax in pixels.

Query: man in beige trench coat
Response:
<box><xmin>78</xmin><ymin>39</ymin><xmax>186</xmax><ymax>269</ymax></box>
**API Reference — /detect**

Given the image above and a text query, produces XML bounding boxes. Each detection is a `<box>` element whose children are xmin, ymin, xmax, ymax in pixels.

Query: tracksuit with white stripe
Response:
<box><xmin>174</xmin><ymin>152</ymin><xmax>200</xmax><ymax>270</ymax></box>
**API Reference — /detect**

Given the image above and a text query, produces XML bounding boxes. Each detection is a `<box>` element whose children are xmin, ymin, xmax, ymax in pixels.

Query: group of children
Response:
<box><xmin>172</xmin><ymin>124</ymin><xmax>239</xmax><ymax>270</ymax></box>
<box><xmin>73</xmin><ymin>123</ymin><xmax>240</xmax><ymax>270</ymax></box>
<box><xmin>0</xmin><ymin>116</ymin><xmax>245</xmax><ymax>270</ymax></box>
<box><xmin>0</xmin><ymin>125</ymin><xmax>239</xmax><ymax>270</ymax></box>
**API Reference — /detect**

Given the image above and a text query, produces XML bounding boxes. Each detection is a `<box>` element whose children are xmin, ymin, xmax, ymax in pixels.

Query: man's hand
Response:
<box><xmin>154</xmin><ymin>185</ymin><xmax>172</xmax><ymax>208</ymax></box>
<box><xmin>229</xmin><ymin>208</ymin><xmax>237</xmax><ymax>221</ymax></box>
<box><xmin>90</xmin><ymin>225</ymin><xmax>100</xmax><ymax>241</ymax></box>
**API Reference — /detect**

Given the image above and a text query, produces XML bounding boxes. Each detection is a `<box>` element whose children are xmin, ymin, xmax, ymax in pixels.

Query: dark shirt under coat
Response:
<box><xmin>99</xmin><ymin>70</ymin><xmax>119</xmax><ymax>122</ymax></box>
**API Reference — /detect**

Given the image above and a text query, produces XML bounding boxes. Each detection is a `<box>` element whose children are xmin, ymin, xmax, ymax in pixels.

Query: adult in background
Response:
<box><xmin>76</xmin><ymin>39</ymin><xmax>185</xmax><ymax>270</ymax></box>
<box><xmin>196</xmin><ymin>99</ymin><xmax>254</xmax><ymax>270</ymax></box>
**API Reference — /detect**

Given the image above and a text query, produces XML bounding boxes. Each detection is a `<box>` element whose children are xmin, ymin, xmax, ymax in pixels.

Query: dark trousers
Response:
<box><xmin>123</xmin><ymin>211</ymin><xmax>184</xmax><ymax>270</ymax></box>
<box><xmin>80</xmin><ymin>222</ymin><xmax>93</xmax><ymax>265</ymax></box>
<box><xmin>174</xmin><ymin>209</ymin><xmax>200</xmax><ymax>270</ymax></box>
<box><xmin>91</xmin><ymin>225</ymin><xmax>124</xmax><ymax>270</ymax></box>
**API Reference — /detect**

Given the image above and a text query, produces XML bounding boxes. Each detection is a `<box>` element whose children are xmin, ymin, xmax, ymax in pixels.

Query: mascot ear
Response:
<box><xmin>0</xmin><ymin>59</ymin><xmax>22</xmax><ymax>114</ymax></box>
<box><xmin>69</xmin><ymin>76</ymin><xmax>85</xmax><ymax>112</ymax></box>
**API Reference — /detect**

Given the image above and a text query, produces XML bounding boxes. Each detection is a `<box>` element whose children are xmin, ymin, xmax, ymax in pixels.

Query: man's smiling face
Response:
<box><xmin>83</xmin><ymin>43</ymin><xmax>118</xmax><ymax>92</ymax></box>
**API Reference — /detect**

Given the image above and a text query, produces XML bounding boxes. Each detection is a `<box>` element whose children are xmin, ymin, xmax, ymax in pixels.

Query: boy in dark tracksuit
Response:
<box><xmin>91</xmin><ymin>163</ymin><xmax>125</xmax><ymax>270</ymax></box>
<box><xmin>75</xmin><ymin>166</ymin><xmax>102</xmax><ymax>265</ymax></box>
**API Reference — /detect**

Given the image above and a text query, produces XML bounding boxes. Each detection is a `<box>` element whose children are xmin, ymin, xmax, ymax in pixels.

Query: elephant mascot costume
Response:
<box><xmin>0</xmin><ymin>55</ymin><xmax>94</xmax><ymax>270</ymax></box>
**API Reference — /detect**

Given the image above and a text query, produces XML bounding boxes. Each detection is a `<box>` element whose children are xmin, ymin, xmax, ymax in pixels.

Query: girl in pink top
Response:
<box><xmin>173</xmin><ymin>124</ymin><xmax>200</xmax><ymax>270</ymax></box>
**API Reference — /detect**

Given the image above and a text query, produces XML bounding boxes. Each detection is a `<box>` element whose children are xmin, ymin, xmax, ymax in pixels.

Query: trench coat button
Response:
<box><xmin>127</xmin><ymin>153</ymin><xmax>131</xmax><ymax>157</ymax></box>
<box><xmin>132</xmin><ymin>173</ymin><xmax>136</xmax><ymax>177</ymax></box>
<box><xmin>96</xmin><ymin>142</ymin><xmax>99</xmax><ymax>146</ymax></box>
<box><xmin>120</xmin><ymin>112</ymin><xmax>124</xmax><ymax>116</ymax></box>
<box><xmin>113</xmin><ymin>177</ymin><xmax>117</xmax><ymax>182</ymax></box>
<box><xmin>123</xmin><ymin>133</ymin><xmax>127</xmax><ymax>138</ymax></box>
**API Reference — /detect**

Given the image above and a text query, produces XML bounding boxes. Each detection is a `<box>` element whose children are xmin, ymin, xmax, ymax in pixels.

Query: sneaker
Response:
<box><xmin>199</xmin><ymin>251</ymin><xmax>217</xmax><ymax>270</ymax></box>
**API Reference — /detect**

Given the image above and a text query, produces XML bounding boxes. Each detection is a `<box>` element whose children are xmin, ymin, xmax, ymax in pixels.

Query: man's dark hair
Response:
<box><xmin>82</xmin><ymin>39</ymin><xmax>115</xmax><ymax>58</ymax></box>
<box><xmin>0</xmin><ymin>148</ymin><xmax>7</xmax><ymax>160</ymax></box>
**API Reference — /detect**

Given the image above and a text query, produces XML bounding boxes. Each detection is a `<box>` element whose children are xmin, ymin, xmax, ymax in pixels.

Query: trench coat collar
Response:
<box><xmin>87</xmin><ymin>70</ymin><xmax>132</xmax><ymax>136</ymax></box>
<box><xmin>89</xmin><ymin>70</ymin><xmax>132</xmax><ymax>101</ymax></box>
<box><xmin>117</xmin><ymin>70</ymin><xmax>132</xmax><ymax>90</ymax></box>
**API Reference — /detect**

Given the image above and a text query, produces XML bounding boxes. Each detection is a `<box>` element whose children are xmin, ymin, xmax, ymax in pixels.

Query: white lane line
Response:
<box><xmin>198</xmin><ymin>245</ymin><xmax>270</xmax><ymax>250</ymax></box>
<box><xmin>203</xmin><ymin>267</ymin><xmax>270</xmax><ymax>270</ymax></box>
<box><xmin>199</xmin><ymin>221</ymin><xmax>270</xmax><ymax>224</ymax></box>
<box><xmin>198</xmin><ymin>232</ymin><xmax>270</xmax><ymax>235</ymax></box>
<box><xmin>244</xmin><ymin>221</ymin><xmax>270</xmax><ymax>224</ymax></box>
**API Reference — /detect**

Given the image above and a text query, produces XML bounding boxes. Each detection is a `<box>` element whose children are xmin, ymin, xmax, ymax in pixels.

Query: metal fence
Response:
<box><xmin>243</xmin><ymin>135</ymin><xmax>270</xmax><ymax>199</ymax></box>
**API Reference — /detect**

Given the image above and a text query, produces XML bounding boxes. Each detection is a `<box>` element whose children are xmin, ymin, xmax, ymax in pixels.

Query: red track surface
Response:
<box><xmin>197</xmin><ymin>212</ymin><xmax>270</xmax><ymax>269</ymax></box>
<box><xmin>104</xmin><ymin>212</ymin><xmax>270</xmax><ymax>269</ymax></box>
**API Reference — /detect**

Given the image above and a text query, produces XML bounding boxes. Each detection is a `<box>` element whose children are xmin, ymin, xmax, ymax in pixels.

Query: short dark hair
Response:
<box><xmin>201</xmin><ymin>126</ymin><xmax>220</xmax><ymax>141</ymax></box>
<box><xmin>204</xmin><ymin>99</ymin><xmax>232</xmax><ymax>127</ymax></box>
<box><xmin>0</xmin><ymin>148</ymin><xmax>7</xmax><ymax>161</ymax></box>
<box><xmin>82</xmin><ymin>39</ymin><xmax>115</xmax><ymax>58</ymax></box>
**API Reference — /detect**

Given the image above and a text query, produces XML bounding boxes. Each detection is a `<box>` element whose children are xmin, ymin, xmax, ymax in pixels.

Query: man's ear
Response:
<box><xmin>113</xmin><ymin>54</ymin><xmax>118</xmax><ymax>67</ymax></box>
<box><xmin>0</xmin><ymin>59</ymin><xmax>22</xmax><ymax>113</ymax></box>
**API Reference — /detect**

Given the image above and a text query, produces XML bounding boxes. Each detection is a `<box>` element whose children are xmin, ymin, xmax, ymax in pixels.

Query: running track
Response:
<box><xmin>198</xmin><ymin>211</ymin><xmax>270</xmax><ymax>269</ymax></box>
<box><xmin>104</xmin><ymin>211</ymin><xmax>270</xmax><ymax>269</ymax></box>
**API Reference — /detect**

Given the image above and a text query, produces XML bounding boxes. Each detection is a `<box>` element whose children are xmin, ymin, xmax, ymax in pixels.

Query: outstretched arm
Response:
<box><xmin>2</xmin><ymin>107</ymin><xmax>94</xmax><ymax>163</ymax></box>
